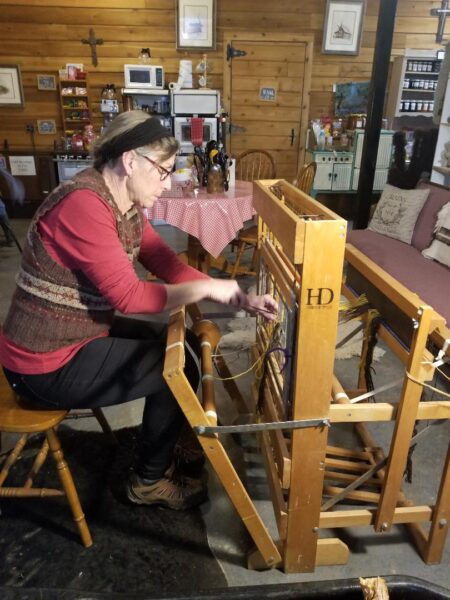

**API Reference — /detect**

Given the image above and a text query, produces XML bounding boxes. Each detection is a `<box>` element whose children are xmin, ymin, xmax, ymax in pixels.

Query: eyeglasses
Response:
<box><xmin>140</xmin><ymin>155</ymin><xmax>172</xmax><ymax>181</ymax></box>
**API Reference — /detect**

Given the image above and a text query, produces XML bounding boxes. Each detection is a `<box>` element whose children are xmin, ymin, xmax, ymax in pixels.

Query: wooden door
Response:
<box><xmin>223</xmin><ymin>34</ymin><xmax>313</xmax><ymax>181</ymax></box>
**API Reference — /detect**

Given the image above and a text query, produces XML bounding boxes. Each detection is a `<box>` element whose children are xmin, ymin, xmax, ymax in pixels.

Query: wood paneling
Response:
<box><xmin>0</xmin><ymin>0</ymin><xmax>448</xmax><ymax>151</ymax></box>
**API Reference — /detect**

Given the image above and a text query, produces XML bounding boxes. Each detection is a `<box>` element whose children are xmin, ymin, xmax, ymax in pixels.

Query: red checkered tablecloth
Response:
<box><xmin>145</xmin><ymin>180</ymin><xmax>254</xmax><ymax>258</ymax></box>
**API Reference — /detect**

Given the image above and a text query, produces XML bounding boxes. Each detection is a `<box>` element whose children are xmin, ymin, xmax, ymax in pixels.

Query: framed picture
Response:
<box><xmin>176</xmin><ymin>0</ymin><xmax>216</xmax><ymax>50</ymax></box>
<box><xmin>0</xmin><ymin>64</ymin><xmax>24</xmax><ymax>107</ymax></box>
<box><xmin>37</xmin><ymin>119</ymin><xmax>57</xmax><ymax>135</ymax></box>
<box><xmin>37</xmin><ymin>74</ymin><xmax>57</xmax><ymax>91</ymax></box>
<box><xmin>322</xmin><ymin>0</ymin><xmax>366</xmax><ymax>56</ymax></box>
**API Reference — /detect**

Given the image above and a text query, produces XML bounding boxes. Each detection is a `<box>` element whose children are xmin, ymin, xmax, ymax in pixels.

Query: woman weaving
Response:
<box><xmin>0</xmin><ymin>111</ymin><xmax>277</xmax><ymax>511</ymax></box>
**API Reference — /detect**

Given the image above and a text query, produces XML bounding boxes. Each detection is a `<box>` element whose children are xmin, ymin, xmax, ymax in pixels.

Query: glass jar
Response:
<box><xmin>82</xmin><ymin>125</ymin><xmax>96</xmax><ymax>153</ymax></box>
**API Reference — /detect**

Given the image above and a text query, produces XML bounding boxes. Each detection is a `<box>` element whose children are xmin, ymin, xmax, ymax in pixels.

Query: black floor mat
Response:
<box><xmin>0</xmin><ymin>426</ymin><xmax>226</xmax><ymax>596</ymax></box>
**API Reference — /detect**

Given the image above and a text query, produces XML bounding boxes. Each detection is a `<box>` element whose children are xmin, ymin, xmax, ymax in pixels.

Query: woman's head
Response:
<box><xmin>93</xmin><ymin>111</ymin><xmax>179</xmax><ymax>171</ymax></box>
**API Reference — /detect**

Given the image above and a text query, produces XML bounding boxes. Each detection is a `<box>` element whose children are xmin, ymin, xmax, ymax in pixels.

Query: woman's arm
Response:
<box><xmin>138</xmin><ymin>220</ymin><xmax>210</xmax><ymax>283</ymax></box>
<box><xmin>39</xmin><ymin>190</ymin><xmax>278</xmax><ymax>320</ymax></box>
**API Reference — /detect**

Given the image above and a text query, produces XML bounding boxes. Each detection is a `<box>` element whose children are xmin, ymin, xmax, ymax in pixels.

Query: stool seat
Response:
<box><xmin>0</xmin><ymin>378</ymin><xmax>67</xmax><ymax>432</ymax></box>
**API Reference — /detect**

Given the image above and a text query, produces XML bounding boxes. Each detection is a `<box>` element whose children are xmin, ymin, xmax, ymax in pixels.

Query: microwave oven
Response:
<box><xmin>124</xmin><ymin>64</ymin><xmax>165</xmax><ymax>90</ymax></box>
<box><xmin>174</xmin><ymin>116</ymin><xmax>218</xmax><ymax>154</ymax></box>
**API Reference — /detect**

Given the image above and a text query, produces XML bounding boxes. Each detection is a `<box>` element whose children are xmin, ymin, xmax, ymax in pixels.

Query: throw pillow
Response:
<box><xmin>422</xmin><ymin>201</ymin><xmax>450</xmax><ymax>268</ymax></box>
<box><xmin>368</xmin><ymin>184</ymin><xmax>430</xmax><ymax>244</ymax></box>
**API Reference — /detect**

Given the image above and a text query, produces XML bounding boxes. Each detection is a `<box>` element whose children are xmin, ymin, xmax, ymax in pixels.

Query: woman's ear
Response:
<box><xmin>122</xmin><ymin>150</ymin><xmax>136</xmax><ymax>177</ymax></box>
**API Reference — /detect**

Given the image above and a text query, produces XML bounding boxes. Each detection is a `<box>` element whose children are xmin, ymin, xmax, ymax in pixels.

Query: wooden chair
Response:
<box><xmin>228</xmin><ymin>150</ymin><xmax>277</xmax><ymax>278</ymax></box>
<box><xmin>0</xmin><ymin>369</ymin><xmax>93</xmax><ymax>547</ymax></box>
<box><xmin>293</xmin><ymin>161</ymin><xmax>317</xmax><ymax>194</ymax></box>
<box><xmin>235</xmin><ymin>149</ymin><xmax>276</xmax><ymax>182</ymax></box>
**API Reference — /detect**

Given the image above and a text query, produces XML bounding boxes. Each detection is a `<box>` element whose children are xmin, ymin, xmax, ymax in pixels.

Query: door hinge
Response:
<box><xmin>227</xmin><ymin>43</ymin><xmax>247</xmax><ymax>62</ymax></box>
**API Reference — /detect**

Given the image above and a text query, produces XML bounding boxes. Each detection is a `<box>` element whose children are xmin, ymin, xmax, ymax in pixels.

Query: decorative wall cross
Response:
<box><xmin>431</xmin><ymin>0</ymin><xmax>450</xmax><ymax>43</ymax></box>
<box><xmin>81</xmin><ymin>28</ymin><xmax>104</xmax><ymax>67</ymax></box>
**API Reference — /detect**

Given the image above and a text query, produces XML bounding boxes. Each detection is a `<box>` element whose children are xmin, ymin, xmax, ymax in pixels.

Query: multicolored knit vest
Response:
<box><xmin>3</xmin><ymin>168</ymin><xmax>145</xmax><ymax>352</ymax></box>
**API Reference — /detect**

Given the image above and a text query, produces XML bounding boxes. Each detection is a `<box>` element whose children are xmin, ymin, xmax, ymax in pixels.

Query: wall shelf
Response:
<box><xmin>59</xmin><ymin>76</ymin><xmax>91</xmax><ymax>135</ymax></box>
<box><xmin>386</xmin><ymin>51</ymin><xmax>441</xmax><ymax>127</ymax></box>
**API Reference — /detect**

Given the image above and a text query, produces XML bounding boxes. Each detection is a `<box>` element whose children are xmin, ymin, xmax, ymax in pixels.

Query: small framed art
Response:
<box><xmin>37</xmin><ymin>74</ymin><xmax>57</xmax><ymax>91</ymax></box>
<box><xmin>322</xmin><ymin>0</ymin><xmax>366</xmax><ymax>56</ymax></box>
<box><xmin>176</xmin><ymin>0</ymin><xmax>216</xmax><ymax>51</ymax></box>
<box><xmin>0</xmin><ymin>64</ymin><xmax>24</xmax><ymax>107</ymax></box>
<box><xmin>37</xmin><ymin>119</ymin><xmax>57</xmax><ymax>135</ymax></box>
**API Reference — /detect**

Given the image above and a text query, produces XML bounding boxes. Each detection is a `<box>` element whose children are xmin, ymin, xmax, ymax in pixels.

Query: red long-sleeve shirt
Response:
<box><xmin>0</xmin><ymin>190</ymin><xmax>208</xmax><ymax>374</ymax></box>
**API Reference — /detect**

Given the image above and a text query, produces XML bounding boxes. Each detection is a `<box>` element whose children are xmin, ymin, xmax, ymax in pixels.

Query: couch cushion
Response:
<box><xmin>368</xmin><ymin>184</ymin><xmax>429</xmax><ymax>244</ymax></box>
<box><xmin>412</xmin><ymin>181</ymin><xmax>450</xmax><ymax>251</ymax></box>
<box><xmin>348</xmin><ymin>229</ymin><xmax>450</xmax><ymax>325</ymax></box>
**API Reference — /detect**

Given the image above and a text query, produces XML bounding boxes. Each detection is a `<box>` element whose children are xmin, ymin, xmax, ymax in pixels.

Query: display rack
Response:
<box><xmin>386</xmin><ymin>50</ymin><xmax>441</xmax><ymax>128</ymax></box>
<box><xmin>59</xmin><ymin>76</ymin><xmax>91</xmax><ymax>135</ymax></box>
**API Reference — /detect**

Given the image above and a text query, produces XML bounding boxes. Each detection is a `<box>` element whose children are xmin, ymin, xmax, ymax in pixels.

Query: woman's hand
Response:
<box><xmin>243</xmin><ymin>294</ymin><xmax>279</xmax><ymax>321</ymax></box>
<box><xmin>206</xmin><ymin>282</ymin><xmax>278</xmax><ymax>320</ymax></box>
<box><xmin>206</xmin><ymin>279</ymin><xmax>248</xmax><ymax>307</ymax></box>
<box><xmin>164</xmin><ymin>278</ymin><xmax>278</xmax><ymax>321</ymax></box>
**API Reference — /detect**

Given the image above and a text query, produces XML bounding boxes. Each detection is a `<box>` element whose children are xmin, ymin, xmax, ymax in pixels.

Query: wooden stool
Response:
<box><xmin>0</xmin><ymin>371</ymin><xmax>92</xmax><ymax>547</ymax></box>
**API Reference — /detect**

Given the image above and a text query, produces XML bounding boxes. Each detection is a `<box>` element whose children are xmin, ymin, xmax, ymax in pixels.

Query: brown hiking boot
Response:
<box><xmin>126</xmin><ymin>472</ymin><xmax>207</xmax><ymax>510</ymax></box>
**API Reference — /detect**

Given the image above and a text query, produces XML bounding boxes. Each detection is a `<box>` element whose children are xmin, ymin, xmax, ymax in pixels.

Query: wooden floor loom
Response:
<box><xmin>163</xmin><ymin>179</ymin><xmax>450</xmax><ymax>573</ymax></box>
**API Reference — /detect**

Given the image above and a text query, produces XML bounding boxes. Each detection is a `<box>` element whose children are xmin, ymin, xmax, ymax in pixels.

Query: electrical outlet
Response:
<box><xmin>25</xmin><ymin>123</ymin><xmax>35</xmax><ymax>133</ymax></box>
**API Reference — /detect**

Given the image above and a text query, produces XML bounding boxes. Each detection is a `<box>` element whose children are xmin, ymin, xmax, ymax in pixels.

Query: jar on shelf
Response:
<box><xmin>71</xmin><ymin>132</ymin><xmax>84</xmax><ymax>155</ymax></box>
<box><xmin>82</xmin><ymin>124</ymin><xmax>96</xmax><ymax>153</ymax></box>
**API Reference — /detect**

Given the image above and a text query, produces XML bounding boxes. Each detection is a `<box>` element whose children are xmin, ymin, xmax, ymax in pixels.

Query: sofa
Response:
<box><xmin>345</xmin><ymin>180</ymin><xmax>450</xmax><ymax>352</ymax></box>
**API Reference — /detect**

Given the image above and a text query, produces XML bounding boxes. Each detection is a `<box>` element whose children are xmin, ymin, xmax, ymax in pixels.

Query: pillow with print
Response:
<box><xmin>368</xmin><ymin>184</ymin><xmax>430</xmax><ymax>244</ymax></box>
<box><xmin>422</xmin><ymin>201</ymin><xmax>450</xmax><ymax>268</ymax></box>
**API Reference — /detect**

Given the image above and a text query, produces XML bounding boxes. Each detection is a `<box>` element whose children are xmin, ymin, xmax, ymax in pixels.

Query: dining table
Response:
<box><xmin>145</xmin><ymin>179</ymin><xmax>255</xmax><ymax>274</ymax></box>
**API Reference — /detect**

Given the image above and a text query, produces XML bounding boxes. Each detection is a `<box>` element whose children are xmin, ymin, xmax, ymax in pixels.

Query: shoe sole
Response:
<box><xmin>126</xmin><ymin>484</ymin><xmax>207</xmax><ymax>511</ymax></box>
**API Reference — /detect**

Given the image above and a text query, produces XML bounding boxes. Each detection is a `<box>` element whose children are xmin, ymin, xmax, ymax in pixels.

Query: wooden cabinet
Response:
<box><xmin>386</xmin><ymin>50</ymin><xmax>441</xmax><ymax>128</ymax></box>
<box><xmin>351</xmin><ymin>129</ymin><xmax>394</xmax><ymax>191</ymax></box>
<box><xmin>306</xmin><ymin>130</ymin><xmax>393</xmax><ymax>197</ymax></box>
<box><xmin>59</xmin><ymin>76</ymin><xmax>91</xmax><ymax>136</ymax></box>
<box><xmin>309</xmin><ymin>151</ymin><xmax>353</xmax><ymax>193</ymax></box>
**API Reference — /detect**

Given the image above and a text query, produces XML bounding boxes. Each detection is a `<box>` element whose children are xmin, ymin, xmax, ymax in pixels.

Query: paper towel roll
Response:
<box><xmin>179</xmin><ymin>60</ymin><xmax>193</xmax><ymax>89</ymax></box>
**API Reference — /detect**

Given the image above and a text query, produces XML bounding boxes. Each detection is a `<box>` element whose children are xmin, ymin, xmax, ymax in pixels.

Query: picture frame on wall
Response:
<box><xmin>37</xmin><ymin>119</ymin><xmax>57</xmax><ymax>135</ymax></box>
<box><xmin>176</xmin><ymin>0</ymin><xmax>216</xmax><ymax>51</ymax></box>
<box><xmin>322</xmin><ymin>0</ymin><xmax>366</xmax><ymax>56</ymax></box>
<box><xmin>0</xmin><ymin>64</ymin><xmax>24</xmax><ymax>107</ymax></box>
<box><xmin>37</xmin><ymin>74</ymin><xmax>57</xmax><ymax>91</ymax></box>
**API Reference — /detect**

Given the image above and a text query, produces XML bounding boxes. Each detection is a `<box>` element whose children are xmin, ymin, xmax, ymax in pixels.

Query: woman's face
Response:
<box><xmin>128</xmin><ymin>151</ymin><xmax>175</xmax><ymax>209</ymax></box>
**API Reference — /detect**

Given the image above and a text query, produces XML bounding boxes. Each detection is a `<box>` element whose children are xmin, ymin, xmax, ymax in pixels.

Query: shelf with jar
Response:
<box><xmin>59</xmin><ymin>75</ymin><xmax>91</xmax><ymax>135</ymax></box>
<box><xmin>386</xmin><ymin>51</ymin><xmax>442</xmax><ymax>126</ymax></box>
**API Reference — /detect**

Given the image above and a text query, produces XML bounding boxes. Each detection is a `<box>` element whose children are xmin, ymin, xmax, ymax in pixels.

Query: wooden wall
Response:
<box><xmin>0</xmin><ymin>0</ymin><xmax>447</xmax><ymax>151</ymax></box>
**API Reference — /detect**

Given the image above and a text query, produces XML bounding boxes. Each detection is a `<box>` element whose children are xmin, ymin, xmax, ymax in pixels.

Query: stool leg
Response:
<box><xmin>46</xmin><ymin>428</ymin><xmax>93</xmax><ymax>548</ymax></box>
<box><xmin>230</xmin><ymin>241</ymin><xmax>246</xmax><ymax>279</ymax></box>
<box><xmin>0</xmin><ymin>434</ymin><xmax>28</xmax><ymax>486</ymax></box>
<box><xmin>91</xmin><ymin>408</ymin><xmax>118</xmax><ymax>445</ymax></box>
<box><xmin>25</xmin><ymin>438</ymin><xmax>50</xmax><ymax>488</ymax></box>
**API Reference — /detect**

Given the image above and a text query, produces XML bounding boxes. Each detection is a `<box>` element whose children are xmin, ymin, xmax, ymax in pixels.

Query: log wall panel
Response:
<box><xmin>0</xmin><ymin>0</ymin><xmax>448</xmax><ymax>151</ymax></box>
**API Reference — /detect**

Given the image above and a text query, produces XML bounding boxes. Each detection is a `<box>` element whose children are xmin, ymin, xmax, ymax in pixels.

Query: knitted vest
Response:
<box><xmin>4</xmin><ymin>168</ymin><xmax>145</xmax><ymax>352</ymax></box>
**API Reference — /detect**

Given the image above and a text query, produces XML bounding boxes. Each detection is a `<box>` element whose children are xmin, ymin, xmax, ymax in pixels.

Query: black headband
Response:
<box><xmin>95</xmin><ymin>117</ymin><xmax>172</xmax><ymax>167</ymax></box>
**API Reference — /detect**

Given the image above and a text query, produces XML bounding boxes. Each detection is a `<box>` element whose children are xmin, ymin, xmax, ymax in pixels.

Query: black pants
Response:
<box><xmin>3</xmin><ymin>317</ymin><xmax>201</xmax><ymax>480</ymax></box>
